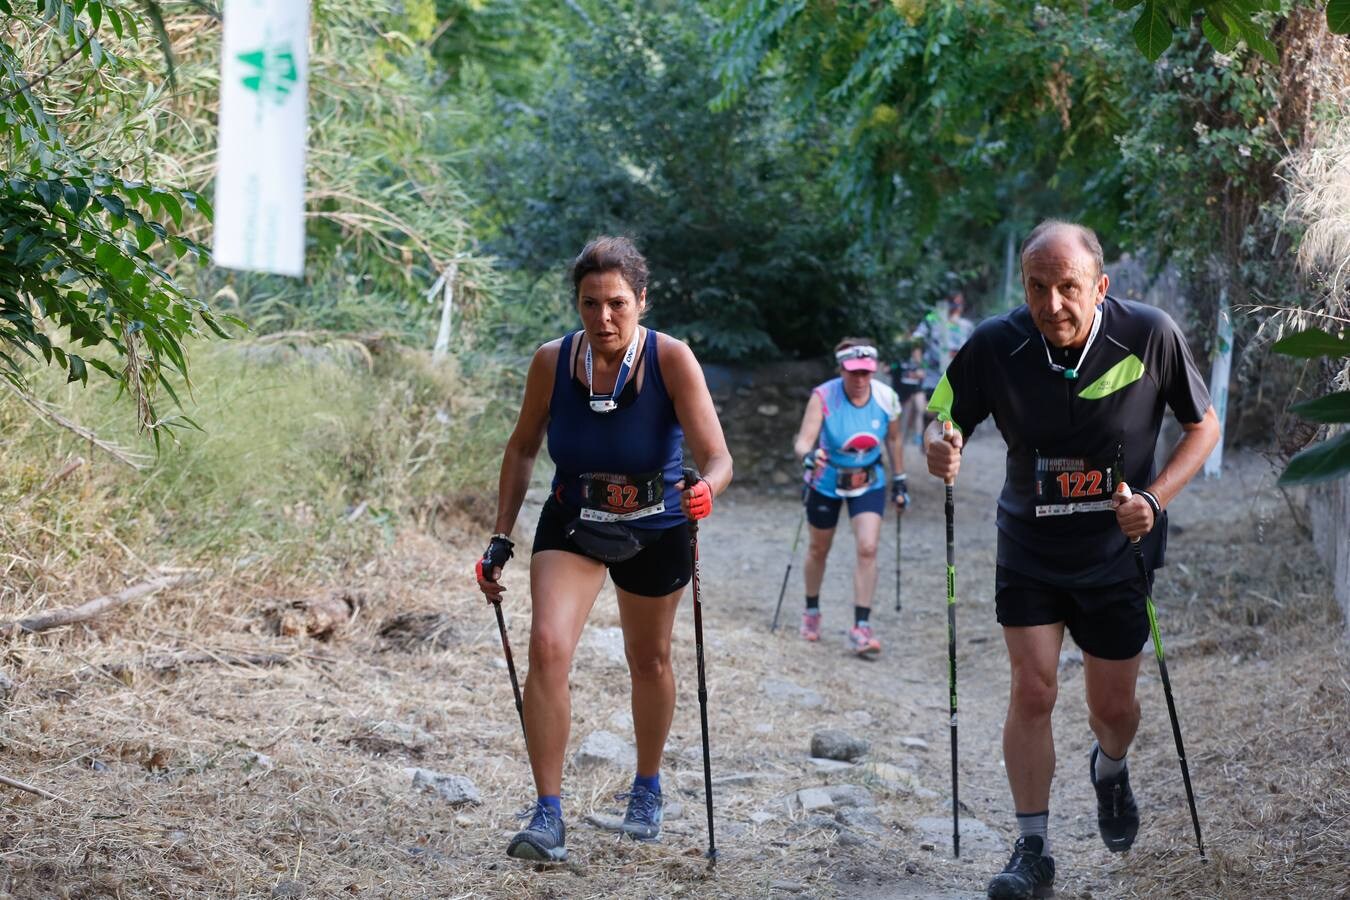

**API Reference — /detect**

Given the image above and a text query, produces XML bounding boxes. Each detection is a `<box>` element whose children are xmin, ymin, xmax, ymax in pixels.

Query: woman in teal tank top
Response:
<box><xmin>791</xmin><ymin>338</ymin><xmax>909</xmax><ymax>657</ymax></box>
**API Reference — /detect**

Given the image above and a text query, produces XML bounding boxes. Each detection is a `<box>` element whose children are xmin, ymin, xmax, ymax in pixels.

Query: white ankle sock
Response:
<box><xmin>1093</xmin><ymin>742</ymin><xmax>1127</xmax><ymax>781</ymax></box>
<box><xmin>1016</xmin><ymin>810</ymin><xmax>1049</xmax><ymax>854</ymax></box>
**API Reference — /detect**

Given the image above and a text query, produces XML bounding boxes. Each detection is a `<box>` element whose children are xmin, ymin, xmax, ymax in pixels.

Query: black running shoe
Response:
<box><xmin>986</xmin><ymin>835</ymin><xmax>1056</xmax><ymax>900</ymax></box>
<box><xmin>506</xmin><ymin>801</ymin><xmax>567</xmax><ymax>862</ymax></box>
<box><xmin>617</xmin><ymin>785</ymin><xmax>664</xmax><ymax>841</ymax></box>
<box><xmin>1091</xmin><ymin>741</ymin><xmax>1140</xmax><ymax>853</ymax></box>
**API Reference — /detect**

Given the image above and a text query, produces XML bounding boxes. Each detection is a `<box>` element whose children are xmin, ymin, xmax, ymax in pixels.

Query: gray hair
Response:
<box><xmin>1020</xmin><ymin>219</ymin><xmax>1104</xmax><ymax>277</ymax></box>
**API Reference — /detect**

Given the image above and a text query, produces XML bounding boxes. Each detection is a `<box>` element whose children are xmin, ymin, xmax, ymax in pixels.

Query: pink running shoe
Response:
<box><xmin>800</xmin><ymin>611</ymin><xmax>822</xmax><ymax>642</ymax></box>
<box><xmin>849</xmin><ymin>623</ymin><xmax>881</xmax><ymax>658</ymax></box>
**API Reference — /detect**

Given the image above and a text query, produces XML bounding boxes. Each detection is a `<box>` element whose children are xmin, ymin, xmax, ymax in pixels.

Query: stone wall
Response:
<box><xmin>702</xmin><ymin>359</ymin><xmax>838</xmax><ymax>492</ymax></box>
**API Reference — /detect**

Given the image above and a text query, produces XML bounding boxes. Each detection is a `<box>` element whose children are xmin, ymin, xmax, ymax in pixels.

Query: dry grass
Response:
<box><xmin>1</xmin><ymin>407</ymin><xmax>1347</xmax><ymax>899</ymax></box>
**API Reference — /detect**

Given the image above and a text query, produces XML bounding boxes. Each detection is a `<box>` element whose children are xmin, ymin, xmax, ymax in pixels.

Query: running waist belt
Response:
<box><xmin>565</xmin><ymin>470</ymin><xmax>666</xmax><ymax>563</ymax></box>
<box><xmin>564</xmin><ymin>518</ymin><xmax>651</xmax><ymax>563</ymax></box>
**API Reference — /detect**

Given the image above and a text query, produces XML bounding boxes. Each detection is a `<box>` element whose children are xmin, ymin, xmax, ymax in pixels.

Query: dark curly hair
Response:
<box><xmin>569</xmin><ymin>235</ymin><xmax>650</xmax><ymax>301</ymax></box>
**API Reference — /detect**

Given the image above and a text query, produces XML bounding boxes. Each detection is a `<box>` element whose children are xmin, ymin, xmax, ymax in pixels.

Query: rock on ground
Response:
<box><xmin>761</xmin><ymin>677</ymin><xmax>824</xmax><ymax>708</ymax></box>
<box><xmin>572</xmin><ymin>730</ymin><xmax>636</xmax><ymax>770</ymax></box>
<box><xmin>810</xmin><ymin>729</ymin><xmax>870</xmax><ymax>762</ymax></box>
<box><xmin>914</xmin><ymin>815</ymin><xmax>1002</xmax><ymax>852</ymax></box>
<box><xmin>408</xmin><ymin>769</ymin><xmax>481</xmax><ymax>806</ymax></box>
<box><xmin>825</xmin><ymin>784</ymin><xmax>876</xmax><ymax>809</ymax></box>
<box><xmin>792</xmin><ymin>787</ymin><xmax>835</xmax><ymax>813</ymax></box>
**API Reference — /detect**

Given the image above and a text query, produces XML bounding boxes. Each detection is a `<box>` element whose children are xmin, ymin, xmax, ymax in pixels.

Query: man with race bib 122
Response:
<box><xmin>924</xmin><ymin>220</ymin><xmax>1219</xmax><ymax>900</ymax></box>
<box><xmin>792</xmin><ymin>338</ymin><xmax>908</xmax><ymax>658</ymax></box>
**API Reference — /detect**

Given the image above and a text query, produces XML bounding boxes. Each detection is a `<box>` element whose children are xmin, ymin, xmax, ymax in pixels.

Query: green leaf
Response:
<box><xmin>94</xmin><ymin>240</ymin><xmax>121</xmax><ymax>271</ymax></box>
<box><xmin>1277</xmin><ymin>429</ymin><xmax>1350</xmax><ymax>486</ymax></box>
<box><xmin>1289</xmin><ymin>391</ymin><xmax>1350</xmax><ymax>424</ymax></box>
<box><xmin>1238</xmin><ymin>20</ymin><xmax>1279</xmax><ymax>64</ymax></box>
<box><xmin>1133</xmin><ymin>0</ymin><xmax>1173</xmax><ymax>61</ymax></box>
<box><xmin>106</xmin><ymin>6</ymin><xmax>122</xmax><ymax>38</ymax></box>
<box><xmin>1329</xmin><ymin>0</ymin><xmax>1350</xmax><ymax>35</ymax></box>
<box><xmin>67</xmin><ymin>354</ymin><xmax>88</xmax><ymax>384</ymax></box>
<box><xmin>158</xmin><ymin>191</ymin><xmax>183</xmax><ymax>227</ymax></box>
<box><xmin>1271</xmin><ymin>327</ymin><xmax>1350</xmax><ymax>359</ymax></box>
<box><xmin>1201</xmin><ymin>14</ymin><xmax>1238</xmax><ymax>53</ymax></box>
<box><xmin>89</xmin><ymin>1</ymin><xmax>101</xmax><ymax>31</ymax></box>
<box><xmin>63</xmin><ymin>182</ymin><xmax>90</xmax><ymax>214</ymax></box>
<box><xmin>33</xmin><ymin>180</ymin><xmax>58</xmax><ymax>208</ymax></box>
<box><xmin>95</xmin><ymin>193</ymin><xmax>125</xmax><ymax>217</ymax></box>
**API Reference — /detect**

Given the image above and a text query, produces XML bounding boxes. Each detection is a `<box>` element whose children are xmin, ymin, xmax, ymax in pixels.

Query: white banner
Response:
<box><xmin>212</xmin><ymin>0</ymin><xmax>310</xmax><ymax>277</ymax></box>
<box><xmin>1204</xmin><ymin>289</ymin><xmax>1233</xmax><ymax>479</ymax></box>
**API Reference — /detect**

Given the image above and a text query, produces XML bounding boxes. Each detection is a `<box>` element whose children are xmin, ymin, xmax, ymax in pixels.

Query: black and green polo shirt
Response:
<box><xmin>928</xmin><ymin>295</ymin><xmax>1211</xmax><ymax>587</ymax></box>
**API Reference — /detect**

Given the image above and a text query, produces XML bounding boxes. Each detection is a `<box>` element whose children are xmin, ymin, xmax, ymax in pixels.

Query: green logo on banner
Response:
<box><xmin>238</xmin><ymin>43</ymin><xmax>297</xmax><ymax>105</ymax></box>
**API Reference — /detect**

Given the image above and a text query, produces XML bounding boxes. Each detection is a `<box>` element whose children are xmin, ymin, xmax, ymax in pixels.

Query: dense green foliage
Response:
<box><xmin>1</xmin><ymin>2</ymin><xmax>230</xmax><ymax>431</ymax></box>
<box><xmin>715</xmin><ymin>0</ymin><xmax>1146</xmax><ymax>305</ymax></box>
<box><xmin>457</xmin><ymin>1</ymin><xmax>889</xmax><ymax>359</ymax></box>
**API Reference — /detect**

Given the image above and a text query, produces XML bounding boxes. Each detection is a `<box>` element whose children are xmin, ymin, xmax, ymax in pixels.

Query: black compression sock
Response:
<box><xmin>854</xmin><ymin>605</ymin><xmax>870</xmax><ymax>626</ymax></box>
<box><xmin>805</xmin><ymin>595</ymin><xmax>820</xmax><ymax>612</ymax></box>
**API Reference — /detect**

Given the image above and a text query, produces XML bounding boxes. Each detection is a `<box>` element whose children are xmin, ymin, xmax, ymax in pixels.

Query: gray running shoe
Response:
<box><xmin>617</xmin><ymin>785</ymin><xmax>664</xmax><ymax>841</ymax></box>
<box><xmin>506</xmin><ymin>801</ymin><xmax>567</xmax><ymax>862</ymax></box>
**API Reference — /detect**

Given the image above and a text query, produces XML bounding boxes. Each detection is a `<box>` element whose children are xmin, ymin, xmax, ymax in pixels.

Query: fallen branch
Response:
<box><xmin>33</xmin><ymin>456</ymin><xmax>86</xmax><ymax>497</ymax></box>
<box><xmin>0</xmin><ymin>572</ymin><xmax>199</xmax><ymax>638</ymax></box>
<box><xmin>2</xmin><ymin>382</ymin><xmax>151</xmax><ymax>471</ymax></box>
<box><xmin>87</xmin><ymin>649</ymin><xmax>302</xmax><ymax>682</ymax></box>
<box><xmin>0</xmin><ymin>772</ymin><xmax>68</xmax><ymax>803</ymax></box>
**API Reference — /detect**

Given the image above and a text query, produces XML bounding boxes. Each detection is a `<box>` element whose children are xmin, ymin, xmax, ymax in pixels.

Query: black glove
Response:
<box><xmin>802</xmin><ymin>451</ymin><xmax>818</xmax><ymax>473</ymax></box>
<box><xmin>891</xmin><ymin>474</ymin><xmax>910</xmax><ymax>509</ymax></box>
<box><xmin>475</xmin><ymin>534</ymin><xmax>514</xmax><ymax>585</ymax></box>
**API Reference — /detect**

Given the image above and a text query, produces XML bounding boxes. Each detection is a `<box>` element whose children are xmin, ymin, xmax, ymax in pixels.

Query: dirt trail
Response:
<box><xmin>2</xmin><ymin>438</ymin><xmax>1346</xmax><ymax>899</ymax></box>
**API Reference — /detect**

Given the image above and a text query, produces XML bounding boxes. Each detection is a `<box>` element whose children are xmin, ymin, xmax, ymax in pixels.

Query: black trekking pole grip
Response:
<box><xmin>683</xmin><ymin>465</ymin><xmax>717</xmax><ymax>864</ymax></box>
<box><xmin>1117</xmin><ymin>483</ymin><xmax>1206</xmax><ymax>861</ymax></box>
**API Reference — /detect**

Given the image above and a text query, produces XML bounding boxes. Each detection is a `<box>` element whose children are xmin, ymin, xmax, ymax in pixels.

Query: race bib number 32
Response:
<box><xmin>579</xmin><ymin>471</ymin><xmax>665</xmax><ymax>522</ymax></box>
<box><xmin>1034</xmin><ymin>454</ymin><xmax>1117</xmax><ymax>518</ymax></box>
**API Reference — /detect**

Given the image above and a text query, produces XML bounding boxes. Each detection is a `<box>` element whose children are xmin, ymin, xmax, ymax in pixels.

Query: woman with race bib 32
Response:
<box><xmin>791</xmin><ymin>338</ymin><xmax>908</xmax><ymax>657</ymax></box>
<box><xmin>474</xmin><ymin>236</ymin><xmax>732</xmax><ymax>863</ymax></box>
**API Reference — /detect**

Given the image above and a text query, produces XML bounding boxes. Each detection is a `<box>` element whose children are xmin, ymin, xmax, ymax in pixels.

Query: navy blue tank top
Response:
<box><xmin>547</xmin><ymin>328</ymin><xmax>686</xmax><ymax>529</ymax></box>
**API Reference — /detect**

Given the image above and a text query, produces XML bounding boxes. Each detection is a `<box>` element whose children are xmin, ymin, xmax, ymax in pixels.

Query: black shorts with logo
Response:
<box><xmin>994</xmin><ymin>566</ymin><xmax>1152</xmax><ymax>660</ymax></box>
<box><xmin>532</xmin><ymin>497</ymin><xmax>691</xmax><ymax>598</ymax></box>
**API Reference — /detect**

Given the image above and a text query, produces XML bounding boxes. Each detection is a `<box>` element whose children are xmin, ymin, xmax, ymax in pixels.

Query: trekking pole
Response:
<box><xmin>683</xmin><ymin>467</ymin><xmax>718</xmax><ymax>864</ymax></box>
<box><xmin>894</xmin><ymin>510</ymin><xmax>903</xmax><ymax>613</ymax></box>
<box><xmin>769</xmin><ymin>507</ymin><xmax>806</xmax><ymax>632</ymax></box>
<box><xmin>1117</xmin><ymin>483</ymin><xmax>1206</xmax><ymax>861</ymax></box>
<box><xmin>942</xmin><ymin>420</ymin><xmax>960</xmax><ymax>858</ymax></box>
<box><xmin>490</xmin><ymin>599</ymin><xmax>528</xmax><ymax>747</ymax></box>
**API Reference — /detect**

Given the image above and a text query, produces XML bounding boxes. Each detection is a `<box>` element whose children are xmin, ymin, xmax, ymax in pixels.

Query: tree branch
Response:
<box><xmin>0</xmin><ymin>571</ymin><xmax>199</xmax><ymax>638</ymax></box>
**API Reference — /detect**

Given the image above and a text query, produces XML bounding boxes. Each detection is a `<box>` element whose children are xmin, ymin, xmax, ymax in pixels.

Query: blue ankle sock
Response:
<box><xmin>538</xmin><ymin>794</ymin><xmax>562</xmax><ymax>815</ymax></box>
<box><xmin>633</xmin><ymin>773</ymin><xmax>661</xmax><ymax>795</ymax></box>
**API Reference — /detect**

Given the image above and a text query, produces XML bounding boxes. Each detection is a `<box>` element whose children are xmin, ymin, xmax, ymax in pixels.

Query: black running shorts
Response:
<box><xmin>532</xmin><ymin>497</ymin><xmax>692</xmax><ymax>598</ymax></box>
<box><xmin>994</xmin><ymin>566</ymin><xmax>1152</xmax><ymax>661</ymax></box>
<box><xmin>805</xmin><ymin>486</ymin><xmax>887</xmax><ymax>530</ymax></box>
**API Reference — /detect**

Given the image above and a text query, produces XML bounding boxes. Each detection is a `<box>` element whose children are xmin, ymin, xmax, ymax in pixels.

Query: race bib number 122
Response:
<box><xmin>1033</xmin><ymin>454</ymin><xmax>1117</xmax><ymax>517</ymax></box>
